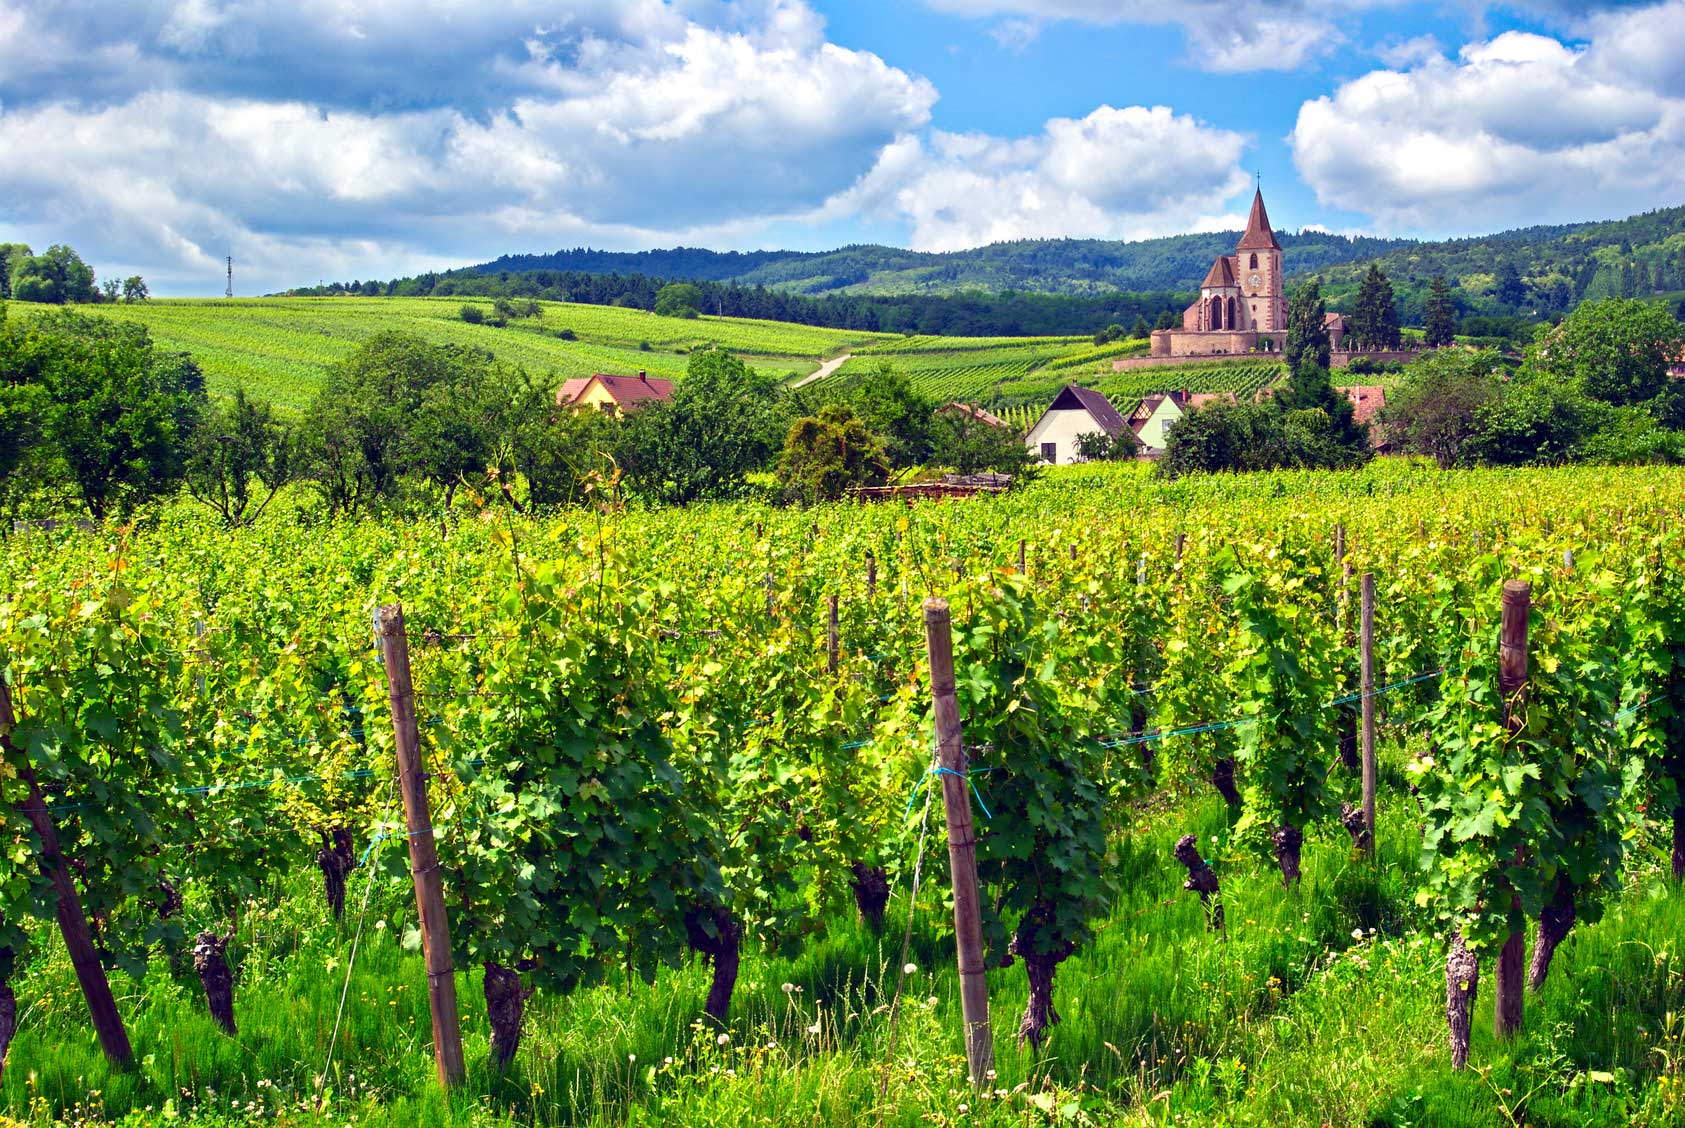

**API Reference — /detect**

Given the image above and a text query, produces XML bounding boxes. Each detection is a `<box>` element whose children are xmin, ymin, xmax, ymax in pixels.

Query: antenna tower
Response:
<box><xmin>225</xmin><ymin>255</ymin><xmax>233</xmax><ymax>299</ymax></box>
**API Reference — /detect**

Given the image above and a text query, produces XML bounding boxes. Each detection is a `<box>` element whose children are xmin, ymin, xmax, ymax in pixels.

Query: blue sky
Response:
<box><xmin>1</xmin><ymin>0</ymin><xmax>1680</xmax><ymax>293</ymax></box>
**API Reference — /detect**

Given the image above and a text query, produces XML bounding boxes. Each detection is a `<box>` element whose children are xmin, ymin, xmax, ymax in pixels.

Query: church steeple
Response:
<box><xmin>1237</xmin><ymin>188</ymin><xmax>1281</xmax><ymax>252</ymax></box>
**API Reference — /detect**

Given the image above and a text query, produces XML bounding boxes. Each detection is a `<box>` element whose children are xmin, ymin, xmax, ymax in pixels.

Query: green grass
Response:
<box><xmin>9</xmin><ymin>298</ymin><xmax>887</xmax><ymax>411</ymax></box>
<box><xmin>10</xmin><ymin>734</ymin><xmax>1685</xmax><ymax>1127</ymax></box>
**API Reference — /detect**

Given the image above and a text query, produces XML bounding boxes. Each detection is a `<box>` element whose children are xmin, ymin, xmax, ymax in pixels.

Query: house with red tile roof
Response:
<box><xmin>556</xmin><ymin>371</ymin><xmax>674</xmax><ymax>416</ymax></box>
<box><xmin>1339</xmin><ymin>384</ymin><xmax>1388</xmax><ymax>448</ymax></box>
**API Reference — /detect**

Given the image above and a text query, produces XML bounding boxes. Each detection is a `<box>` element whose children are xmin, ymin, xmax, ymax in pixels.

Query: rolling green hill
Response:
<box><xmin>10</xmin><ymin>295</ymin><xmax>1299</xmax><ymax>418</ymax></box>
<box><xmin>471</xmin><ymin>209</ymin><xmax>1685</xmax><ymax>303</ymax></box>
<box><xmin>11</xmin><ymin>297</ymin><xmax>889</xmax><ymax>411</ymax></box>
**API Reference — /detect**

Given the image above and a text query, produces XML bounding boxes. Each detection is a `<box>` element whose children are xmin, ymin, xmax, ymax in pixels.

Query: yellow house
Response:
<box><xmin>556</xmin><ymin>371</ymin><xmax>675</xmax><ymax>417</ymax></box>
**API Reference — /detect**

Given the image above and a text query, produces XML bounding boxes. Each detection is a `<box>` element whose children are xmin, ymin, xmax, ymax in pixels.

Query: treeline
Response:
<box><xmin>284</xmin><ymin>269</ymin><xmax>1192</xmax><ymax>338</ymax></box>
<box><xmin>0</xmin><ymin>242</ymin><xmax>149</xmax><ymax>305</ymax></box>
<box><xmin>474</xmin><ymin>229</ymin><xmax>1420</xmax><ymax>296</ymax></box>
<box><xmin>0</xmin><ymin>305</ymin><xmax>1030</xmax><ymax>526</ymax></box>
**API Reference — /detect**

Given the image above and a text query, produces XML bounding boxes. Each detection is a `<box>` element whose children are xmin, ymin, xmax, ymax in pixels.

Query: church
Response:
<box><xmin>1150</xmin><ymin>189</ymin><xmax>1321</xmax><ymax>359</ymax></box>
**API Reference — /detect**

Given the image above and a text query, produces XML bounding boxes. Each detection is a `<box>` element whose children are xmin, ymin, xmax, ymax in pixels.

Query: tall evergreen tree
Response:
<box><xmin>1351</xmin><ymin>264</ymin><xmax>1400</xmax><ymax>350</ymax></box>
<box><xmin>1424</xmin><ymin>275</ymin><xmax>1457</xmax><ymax>348</ymax></box>
<box><xmin>1284</xmin><ymin>279</ymin><xmax>1331</xmax><ymax>375</ymax></box>
<box><xmin>1495</xmin><ymin>261</ymin><xmax>1527</xmax><ymax>308</ymax></box>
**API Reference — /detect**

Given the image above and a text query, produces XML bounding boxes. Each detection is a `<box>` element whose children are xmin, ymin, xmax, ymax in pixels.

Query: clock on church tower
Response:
<box><xmin>1248</xmin><ymin>273</ymin><xmax>1262</xmax><ymax>288</ymax></box>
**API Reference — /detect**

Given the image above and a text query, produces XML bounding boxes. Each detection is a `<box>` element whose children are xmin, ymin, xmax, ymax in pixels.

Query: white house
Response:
<box><xmin>1024</xmin><ymin>386</ymin><xmax>1131</xmax><ymax>465</ymax></box>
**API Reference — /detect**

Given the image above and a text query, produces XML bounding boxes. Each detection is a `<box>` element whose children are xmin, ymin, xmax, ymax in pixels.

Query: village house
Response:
<box><xmin>1341</xmin><ymin>384</ymin><xmax>1388</xmax><ymax>448</ymax></box>
<box><xmin>556</xmin><ymin>371</ymin><xmax>674</xmax><ymax>416</ymax></box>
<box><xmin>1024</xmin><ymin>385</ymin><xmax>1131</xmax><ymax>464</ymax></box>
<box><xmin>1129</xmin><ymin>390</ymin><xmax>1238</xmax><ymax>454</ymax></box>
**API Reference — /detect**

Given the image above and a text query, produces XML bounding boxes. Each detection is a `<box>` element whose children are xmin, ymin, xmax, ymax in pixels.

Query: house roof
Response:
<box><xmin>1201</xmin><ymin>256</ymin><xmax>1237</xmax><ymax>289</ymax></box>
<box><xmin>1340</xmin><ymin>384</ymin><xmax>1387</xmax><ymax>428</ymax></box>
<box><xmin>1324</xmin><ymin>312</ymin><xmax>1349</xmax><ymax>329</ymax></box>
<box><xmin>556</xmin><ymin>371</ymin><xmax>675</xmax><ymax>409</ymax></box>
<box><xmin>1045</xmin><ymin>385</ymin><xmax>1129</xmax><ymax>436</ymax></box>
<box><xmin>1237</xmin><ymin>188</ymin><xmax>1282</xmax><ymax>252</ymax></box>
<box><xmin>935</xmin><ymin>401</ymin><xmax>1009</xmax><ymax>428</ymax></box>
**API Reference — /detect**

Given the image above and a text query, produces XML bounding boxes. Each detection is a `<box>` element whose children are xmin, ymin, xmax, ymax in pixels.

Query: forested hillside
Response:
<box><xmin>476</xmin><ymin>229</ymin><xmax>1418</xmax><ymax>296</ymax></box>
<box><xmin>1314</xmin><ymin>207</ymin><xmax>1685</xmax><ymax>322</ymax></box>
<box><xmin>287</xmin><ymin>203</ymin><xmax>1685</xmax><ymax>335</ymax></box>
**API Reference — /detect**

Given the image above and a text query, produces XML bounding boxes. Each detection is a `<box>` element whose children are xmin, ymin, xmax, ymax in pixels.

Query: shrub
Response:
<box><xmin>459</xmin><ymin>304</ymin><xmax>484</xmax><ymax>324</ymax></box>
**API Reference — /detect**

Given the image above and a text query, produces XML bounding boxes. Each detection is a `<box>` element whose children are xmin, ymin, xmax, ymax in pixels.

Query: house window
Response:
<box><xmin>1040</xmin><ymin>442</ymin><xmax>1058</xmax><ymax>463</ymax></box>
<box><xmin>598</xmin><ymin>402</ymin><xmax>616</xmax><ymax>416</ymax></box>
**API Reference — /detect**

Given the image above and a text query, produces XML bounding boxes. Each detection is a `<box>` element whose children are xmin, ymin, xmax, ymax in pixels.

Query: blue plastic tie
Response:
<box><xmin>905</xmin><ymin>765</ymin><xmax>994</xmax><ymax>820</ymax></box>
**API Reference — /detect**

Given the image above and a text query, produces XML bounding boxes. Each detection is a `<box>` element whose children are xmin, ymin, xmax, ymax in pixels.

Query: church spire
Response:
<box><xmin>1237</xmin><ymin>187</ymin><xmax>1281</xmax><ymax>252</ymax></box>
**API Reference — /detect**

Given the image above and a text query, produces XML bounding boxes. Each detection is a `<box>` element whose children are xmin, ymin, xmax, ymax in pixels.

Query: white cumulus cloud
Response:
<box><xmin>842</xmin><ymin>105</ymin><xmax>1252</xmax><ymax>252</ymax></box>
<box><xmin>1290</xmin><ymin>3</ymin><xmax>1685</xmax><ymax>233</ymax></box>
<box><xmin>0</xmin><ymin>1</ymin><xmax>936</xmax><ymax>292</ymax></box>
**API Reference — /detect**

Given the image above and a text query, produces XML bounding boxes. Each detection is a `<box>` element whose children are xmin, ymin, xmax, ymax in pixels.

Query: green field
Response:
<box><xmin>11</xmin><ymin>298</ymin><xmax>891</xmax><ymax>411</ymax></box>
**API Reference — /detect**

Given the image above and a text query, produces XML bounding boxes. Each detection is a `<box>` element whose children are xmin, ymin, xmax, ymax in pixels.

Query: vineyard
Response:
<box><xmin>989</xmin><ymin>359</ymin><xmax>1286</xmax><ymax>412</ymax></box>
<box><xmin>833</xmin><ymin>336</ymin><xmax>1097</xmax><ymax>403</ymax></box>
<box><xmin>4</xmin><ymin>462</ymin><xmax>1685</xmax><ymax>1127</ymax></box>
<box><xmin>8</xmin><ymin>298</ymin><xmax>887</xmax><ymax>411</ymax></box>
<box><xmin>833</xmin><ymin>334</ymin><xmax>1287</xmax><ymax>419</ymax></box>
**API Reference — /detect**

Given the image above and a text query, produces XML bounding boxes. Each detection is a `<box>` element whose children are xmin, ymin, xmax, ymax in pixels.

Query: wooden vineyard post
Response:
<box><xmin>1174</xmin><ymin>533</ymin><xmax>1186</xmax><ymax>564</ymax></box>
<box><xmin>866</xmin><ymin>551</ymin><xmax>877</xmax><ymax>598</ymax></box>
<box><xmin>1495</xmin><ymin>581</ymin><xmax>1530</xmax><ymax>1041</ymax></box>
<box><xmin>374</xmin><ymin>604</ymin><xmax>466</xmax><ymax>1088</ymax></box>
<box><xmin>1360</xmin><ymin>573</ymin><xmax>1377</xmax><ymax>851</ymax></box>
<box><xmin>827</xmin><ymin>594</ymin><xmax>840</xmax><ymax>676</ymax></box>
<box><xmin>0</xmin><ymin>672</ymin><xmax>134</xmax><ymax>1067</ymax></box>
<box><xmin>1017</xmin><ymin>539</ymin><xmax>1026</xmax><ymax>575</ymax></box>
<box><xmin>923</xmin><ymin>598</ymin><xmax>995</xmax><ymax>1086</ymax></box>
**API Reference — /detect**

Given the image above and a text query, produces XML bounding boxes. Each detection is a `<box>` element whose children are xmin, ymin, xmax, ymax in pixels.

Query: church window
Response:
<box><xmin>1227</xmin><ymin>297</ymin><xmax>1237</xmax><ymax>328</ymax></box>
<box><xmin>1249</xmin><ymin>253</ymin><xmax>1258</xmax><ymax>270</ymax></box>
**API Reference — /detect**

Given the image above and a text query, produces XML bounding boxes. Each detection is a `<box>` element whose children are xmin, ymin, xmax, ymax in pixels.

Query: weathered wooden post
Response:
<box><xmin>1360</xmin><ymin>572</ymin><xmax>1377</xmax><ymax>850</ymax></box>
<box><xmin>923</xmin><ymin>598</ymin><xmax>994</xmax><ymax>1086</ymax></box>
<box><xmin>374</xmin><ymin>605</ymin><xmax>466</xmax><ymax>1088</ymax></box>
<box><xmin>866</xmin><ymin>551</ymin><xmax>877</xmax><ymax>598</ymax></box>
<box><xmin>1494</xmin><ymin>581</ymin><xmax>1530</xmax><ymax>1041</ymax></box>
<box><xmin>0</xmin><ymin>673</ymin><xmax>133</xmax><ymax>1066</ymax></box>
<box><xmin>827</xmin><ymin>594</ymin><xmax>840</xmax><ymax>676</ymax></box>
<box><xmin>1017</xmin><ymin>539</ymin><xmax>1026</xmax><ymax>575</ymax></box>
